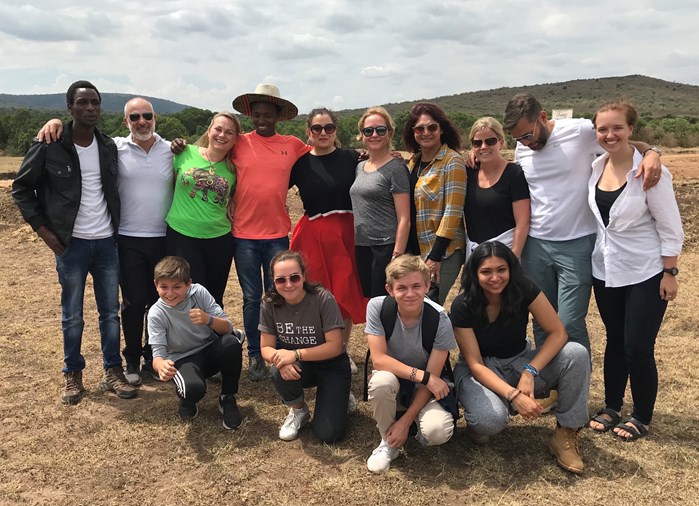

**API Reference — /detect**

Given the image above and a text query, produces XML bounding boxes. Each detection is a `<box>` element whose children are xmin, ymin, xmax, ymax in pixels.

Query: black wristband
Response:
<box><xmin>420</xmin><ymin>370</ymin><xmax>431</xmax><ymax>385</ymax></box>
<box><xmin>427</xmin><ymin>235</ymin><xmax>451</xmax><ymax>262</ymax></box>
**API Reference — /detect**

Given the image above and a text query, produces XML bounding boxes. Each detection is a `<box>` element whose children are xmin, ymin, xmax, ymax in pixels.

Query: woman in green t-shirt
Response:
<box><xmin>165</xmin><ymin>112</ymin><xmax>239</xmax><ymax>307</ymax></box>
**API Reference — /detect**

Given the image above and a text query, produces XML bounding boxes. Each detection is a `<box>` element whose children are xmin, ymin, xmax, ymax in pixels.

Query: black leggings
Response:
<box><xmin>593</xmin><ymin>272</ymin><xmax>668</xmax><ymax>424</ymax></box>
<box><xmin>173</xmin><ymin>333</ymin><xmax>243</xmax><ymax>402</ymax></box>
<box><xmin>270</xmin><ymin>353</ymin><xmax>351</xmax><ymax>443</ymax></box>
<box><xmin>166</xmin><ymin>226</ymin><xmax>234</xmax><ymax>308</ymax></box>
<box><xmin>355</xmin><ymin>244</ymin><xmax>394</xmax><ymax>298</ymax></box>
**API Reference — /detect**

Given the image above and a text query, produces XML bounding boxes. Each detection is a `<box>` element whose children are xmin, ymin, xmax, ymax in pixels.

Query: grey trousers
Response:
<box><xmin>454</xmin><ymin>342</ymin><xmax>590</xmax><ymax>436</ymax></box>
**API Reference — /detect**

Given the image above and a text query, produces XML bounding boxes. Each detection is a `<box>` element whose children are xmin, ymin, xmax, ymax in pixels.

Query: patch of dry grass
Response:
<box><xmin>1</xmin><ymin>159</ymin><xmax>699</xmax><ymax>505</ymax></box>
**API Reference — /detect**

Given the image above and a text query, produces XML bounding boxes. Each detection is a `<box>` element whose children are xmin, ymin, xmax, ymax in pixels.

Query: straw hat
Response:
<box><xmin>232</xmin><ymin>83</ymin><xmax>298</xmax><ymax>121</ymax></box>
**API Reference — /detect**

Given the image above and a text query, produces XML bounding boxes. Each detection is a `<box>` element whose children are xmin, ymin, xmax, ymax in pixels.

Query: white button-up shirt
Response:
<box><xmin>588</xmin><ymin>148</ymin><xmax>683</xmax><ymax>287</ymax></box>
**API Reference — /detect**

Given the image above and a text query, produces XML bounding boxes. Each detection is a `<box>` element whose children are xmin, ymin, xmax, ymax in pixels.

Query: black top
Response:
<box><xmin>595</xmin><ymin>183</ymin><xmax>626</xmax><ymax>227</ymax></box>
<box><xmin>465</xmin><ymin>162</ymin><xmax>529</xmax><ymax>243</ymax></box>
<box><xmin>450</xmin><ymin>280</ymin><xmax>540</xmax><ymax>359</ymax></box>
<box><xmin>289</xmin><ymin>148</ymin><xmax>357</xmax><ymax>218</ymax></box>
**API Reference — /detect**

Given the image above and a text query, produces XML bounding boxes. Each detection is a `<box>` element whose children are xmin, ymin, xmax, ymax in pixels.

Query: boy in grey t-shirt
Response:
<box><xmin>364</xmin><ymin>255</ymin><xmax>456</xmax><ymax>474</ymax></box>
<box><xmin>148</xmin><ymin>256</ymin><xmax>244</xmax><ymax>429</ymax></box>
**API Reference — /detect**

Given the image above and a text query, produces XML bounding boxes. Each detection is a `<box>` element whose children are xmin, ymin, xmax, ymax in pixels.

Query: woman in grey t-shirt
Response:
<box><xmin>349</xmin><ymin>106</ymin><xmax>411</xmax><ymax>297</ymax></box>
<box><xmin>259</xmin><ymin>250</ymin><xmax>351</xmax><ymax>443</ymax></box>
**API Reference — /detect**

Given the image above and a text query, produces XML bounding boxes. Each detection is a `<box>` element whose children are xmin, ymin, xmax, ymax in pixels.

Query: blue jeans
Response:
<box><xmin>55</xmin><ymin>236</ymin><xmax>121</xmax><ymax>373</ymax></box>
<box><xmin>232</xmin><ymin>236</ymin><xmax>289</xmax><ymax>357</ymax></box>
<box><xmin>521</xmin><ymin>234</ymin><xmax>594</xmax><ymax>354</ymax></box>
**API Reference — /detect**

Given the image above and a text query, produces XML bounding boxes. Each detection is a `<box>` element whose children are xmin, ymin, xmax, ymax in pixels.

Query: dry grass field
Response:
<box><xmin>1</xmin><ymin>153</ymin><xmax>698</xmax><ymax>505</ymax></box>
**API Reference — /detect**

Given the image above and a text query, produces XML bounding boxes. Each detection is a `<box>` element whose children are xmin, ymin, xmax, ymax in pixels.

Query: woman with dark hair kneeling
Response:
<box><xmin>259</xmin><ymin>250</ymin><xmax>351</xmax><ymax>443</ymax></box>
<box><xmin>450</xmin><ymin>241</ymin><xmax>590</xmax><ymax>474</ymax></box>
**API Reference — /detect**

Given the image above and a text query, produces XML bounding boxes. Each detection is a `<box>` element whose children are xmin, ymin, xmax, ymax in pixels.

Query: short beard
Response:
<box><xmin>130</xmin><ymin>129</ymin><xmax>154</xmax><ymax>142</ymax></box>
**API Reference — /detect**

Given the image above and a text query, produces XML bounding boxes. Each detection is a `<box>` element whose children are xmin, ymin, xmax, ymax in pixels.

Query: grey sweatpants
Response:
<box><xmin>454</xmin><ymin>342</ymin><xmax>590</xmax><ymax>436</ymax></box>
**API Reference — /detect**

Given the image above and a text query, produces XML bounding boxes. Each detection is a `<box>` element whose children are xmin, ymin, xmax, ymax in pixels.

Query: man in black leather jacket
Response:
<box><xmin>12</xmin><ymin>80</ymin><xmax>136</xmax><ymax>404</ymax></box>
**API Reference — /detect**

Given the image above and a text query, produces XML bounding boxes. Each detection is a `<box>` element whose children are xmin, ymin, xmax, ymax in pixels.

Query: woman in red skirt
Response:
<box><xmin>289</xmin><ymin>108</ymin><xmax>368</xmax><ymax>405</ymax></box>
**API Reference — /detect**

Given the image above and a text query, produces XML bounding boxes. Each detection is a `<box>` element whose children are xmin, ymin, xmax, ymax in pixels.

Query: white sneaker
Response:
<box><xmin>278</xmin><ymin>406</ymin><xmax>310</xmax><ymax>441</ymax></box>
<box><xmin>367</xmin><ymin>439</ymin><xmax>400</xmax><ymax>473</ymax></box>
<box><xmin>348</xmin><ymin>355</ymin><xmax>358</xmax><ymax>374</ymax></box>
<box><xmin>347</xmin><ymin>391</ymin><xmax>357</xmax><ymax>413</ymax></box>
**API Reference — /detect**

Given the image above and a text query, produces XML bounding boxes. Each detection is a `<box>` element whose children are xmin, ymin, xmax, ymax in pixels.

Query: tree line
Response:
<box><xmin>2</xmin><ymin>106</ymin><xmax>698</xmax><ymax>157</ymax></box>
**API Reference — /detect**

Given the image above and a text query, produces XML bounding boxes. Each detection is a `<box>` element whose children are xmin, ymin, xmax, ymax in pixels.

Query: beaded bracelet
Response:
<box><xmin>409</xmin><ymin>367</ymin><xmax>417</xmax><ymax>382</ymax></box>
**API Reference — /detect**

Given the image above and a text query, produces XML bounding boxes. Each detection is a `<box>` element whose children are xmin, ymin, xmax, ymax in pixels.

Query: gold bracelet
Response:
<box><xmin>294</xmin><ymin>349</ymin><xmax>301</xmax><ymax>362</ymax></box>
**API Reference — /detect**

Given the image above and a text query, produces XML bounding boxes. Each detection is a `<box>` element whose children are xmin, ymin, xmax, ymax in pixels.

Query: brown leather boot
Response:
<box><xmin>549</xmin><ymin>426</ymin><xmax>584</xmax><ymax>474</ymax></box>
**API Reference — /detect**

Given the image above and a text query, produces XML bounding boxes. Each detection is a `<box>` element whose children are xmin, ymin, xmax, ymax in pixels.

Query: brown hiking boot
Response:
<box><xmin>536</xmin><ymin>389</ymin><xmax>558</xmax><ymax>414</ymax></box>
<box><xmin>549</xmin><ymin>426</ymin><xmax>584</xmax><ymax>474</ymax></box>
<box><xmin>101</xmin><ymin>366</ymin><xmax>137</xmax><ymax>399</ymax></box>
<box><xmin>62</xmin><ymin>370</ymin><xmax>85</xmax><ymax>405</ymax></box>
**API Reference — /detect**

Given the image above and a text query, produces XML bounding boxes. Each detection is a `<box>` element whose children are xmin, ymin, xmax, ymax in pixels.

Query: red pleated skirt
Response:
<box><xmin>290</xmin><ymin>213</ymin><xmax>368</xmax><ymax>323</ymax></box>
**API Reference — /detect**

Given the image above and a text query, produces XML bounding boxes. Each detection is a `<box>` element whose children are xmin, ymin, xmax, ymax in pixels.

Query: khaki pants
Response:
<box><xmin>368</xmin><ymin>370</ymin><xmax>454</xmax><ymax>446</ymax></box>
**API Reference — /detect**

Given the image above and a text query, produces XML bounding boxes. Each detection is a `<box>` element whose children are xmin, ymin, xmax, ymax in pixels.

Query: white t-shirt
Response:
<box><xmin>115</xmin><ymin>134</ymin><xmax>174</xmax><ymax>237</ymax></box>
<box><xmin>515</xmin><ymin>118</ymin><xmax>601</xmax><ymax>241</ymax></box>
<box><xmin>72</xmin><ymin>136</ymin><xmax>114</xmax><ymax>239</ymax></box>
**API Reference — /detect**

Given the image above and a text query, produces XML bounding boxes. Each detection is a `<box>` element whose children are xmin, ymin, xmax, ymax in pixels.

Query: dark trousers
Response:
<box><xmin>165</xmin><ymin>226</ymin><xmax>234</xmax><ymax>308</ymax></box>
<box><xmin>271</xmin><ymin>353</ymin><xmax>351</xmax><ymax>443</ymax></box>
<box><xmin>593</xmin><ymin>272</ymin><xmax>668</xmax><ymax>424</ymax></box>
<box><xmin>355</xmin><ymin>244</ymin><xmax>394</xmax><ymax>298</ymax></box>
<box><xmin>172</xmin><ymin>333</ymin><xmax>243</xmax><ymax>403</ymax></box>
<box><xmin>118</xmin><ymin>234</ymin><xmax>166</xmax><ymax>365</ymax></box>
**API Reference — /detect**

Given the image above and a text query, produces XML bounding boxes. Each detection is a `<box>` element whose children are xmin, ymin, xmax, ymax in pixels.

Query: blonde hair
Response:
<box><xmin>195</xmin><ymin>112</ymin><xmax>240</xmax><ymax>175</ymax></box>
<box><xmin>356</xmin><ymin>106</ymin><xmax>395</xmax><ymax>148</ymax></box>
<box><xmin>385</xmin><ymin>255</ymin><xmax>430</xmax><ymax>287</ymax></box>
<box><xmin>469</xmin><ymin>116</ymin><xmax>506</xmax><ymax>144</ymax></box>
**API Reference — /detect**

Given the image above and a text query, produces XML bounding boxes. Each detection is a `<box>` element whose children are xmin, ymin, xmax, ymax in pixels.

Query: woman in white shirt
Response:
<box><xmin>587</xmin><ymin>100</ymin><xmax>683</xmax><ymax>442</ymax></box>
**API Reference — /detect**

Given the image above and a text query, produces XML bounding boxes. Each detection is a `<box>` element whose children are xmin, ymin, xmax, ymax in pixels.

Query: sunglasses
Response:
<box><xmin>413</xmin><ymin>123</ymin><xmax>439</xmax><ymax>134</ymax></box>
<box><xmin>310</xmin><ymin>123</ymin><xmax>337</xmax><ymax>135</ymax></box>
<box><xmin>273</xmin><ymin>273</ymin><xmax>303</xmax><ymax>286</ymax></box>
<box><xmin>128</xmin><ymin>112</ymin><xmax>154</xmax><ymax>122</ymax></box>
<box><xmin>472</xmin><ymin>137</ymin><xmax>499</xmax><ymax>148</ymax></box>
<box><xmin>361</xmin><ymin>126</ymin><xmax>389</xmax><ymax>137</ymax></box>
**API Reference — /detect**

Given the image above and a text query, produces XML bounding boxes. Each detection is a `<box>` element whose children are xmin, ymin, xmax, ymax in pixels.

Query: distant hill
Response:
<box><xmin>339</xmin><ymin>75</ymin><xmax>699</xmax><ymax>119</ymax></box>
<box><xmin>0</xmin><ymin>93</ymin><xmax>189</xmax><ymax>114</ymax></box>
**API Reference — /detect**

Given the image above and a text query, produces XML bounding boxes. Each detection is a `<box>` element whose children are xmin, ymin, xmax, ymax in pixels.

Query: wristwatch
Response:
<box><xmin>644</xmin><ymin>146</ymin><xmax>662</xmax><ymax>156</ymax></box>
<box><xmin>663</xmin><ymin>267</ymin><xmax>679</xmax><ymax>276</ymax></box>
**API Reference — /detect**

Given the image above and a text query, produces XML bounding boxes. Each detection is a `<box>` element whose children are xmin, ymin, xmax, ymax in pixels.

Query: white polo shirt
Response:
<box><xmin>588</xmin><ymin>148</ymin><xmax>684</xmax><ymax>287</ymax></box>
<box><xmin>115</xmin><ymin>133</ymin><xmax>174</xmax><ymax>237</ymax></box>
<box><xmin>515</xmin><ymin>118</ymin><xmax>601</xmax><ymax>241</ymax></box>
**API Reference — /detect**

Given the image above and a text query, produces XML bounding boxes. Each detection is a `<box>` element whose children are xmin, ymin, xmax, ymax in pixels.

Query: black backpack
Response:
<box><xmin>362</xmin><ymin>296</ymin><xmax>454</xmax><ymax>401</ymax></box>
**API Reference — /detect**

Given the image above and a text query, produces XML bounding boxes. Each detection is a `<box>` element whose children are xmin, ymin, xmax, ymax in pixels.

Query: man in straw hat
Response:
<box><xmin>230</xmin><ymin>83</ymin><xmax>311</xmax><ymax>381</ymax></box>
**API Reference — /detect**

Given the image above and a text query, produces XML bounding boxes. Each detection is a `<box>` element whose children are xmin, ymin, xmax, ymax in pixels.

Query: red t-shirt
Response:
<box><xmin>231</xmin><ymin>131</ymin><xmax>311</xmax><ymax>239</ymax></box>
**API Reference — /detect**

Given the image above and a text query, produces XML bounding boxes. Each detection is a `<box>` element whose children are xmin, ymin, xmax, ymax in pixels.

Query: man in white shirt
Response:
<box><xmin>502</xmin><ymin>93</ymin><xmax>660</xmax><ymax>354</ymax></box>
<box><xmin>13</xmin><ymin>81</ymin><xmax>137</xmax><ymax>404</ymax></box>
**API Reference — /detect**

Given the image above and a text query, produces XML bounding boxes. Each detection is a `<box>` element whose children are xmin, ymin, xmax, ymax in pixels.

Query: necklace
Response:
<box><xmin>202</xmin><ymin>148</ymin><xmax>220</xmax><ymax>175</ymax></box>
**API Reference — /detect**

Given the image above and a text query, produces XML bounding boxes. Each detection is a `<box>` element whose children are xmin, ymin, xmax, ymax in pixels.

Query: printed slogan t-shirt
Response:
<box><xmin>258</xmin><ymin>287</ymin><xmax>344</xmax><ymax>350</ymax></box>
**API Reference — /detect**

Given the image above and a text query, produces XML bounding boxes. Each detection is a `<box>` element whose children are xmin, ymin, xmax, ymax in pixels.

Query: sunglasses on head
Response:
<box><xmin>128</xmin><ymin>112</ymin><xmax>154</xmax><ymax>122</ymax></box>
<box><xmin>274</xmin><ymin>273</ymin><xmax>302</xmax><ymax>286</ymax></box>
<box><xmin>412</xmin><ymin>123</ymin><xmax>439</xmax><ymax>134</ymax></box>
<box><xmin>361</xmin><ymin>126</ymin><xmax>389</xmax><ymax>137</ymax></box>
<box><xmin>310</xmin><ymin>123</ymin><xmax>337</xmax><ymax>134</ymax></box>
<box><xmin>472</xmin><ymin>137</ymin><xmax>499</xmax><ymax>148</ymax></box>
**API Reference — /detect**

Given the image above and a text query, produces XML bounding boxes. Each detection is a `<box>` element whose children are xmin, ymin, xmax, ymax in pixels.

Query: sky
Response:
<box><xmin>1</xmin><ymin>0</ymin><xmax>698</xmax><ymax>114</ymax></box>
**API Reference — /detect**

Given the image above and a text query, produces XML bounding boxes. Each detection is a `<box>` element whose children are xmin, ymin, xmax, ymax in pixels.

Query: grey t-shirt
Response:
<box><xmin>365</xmin><ymin>295</ymin><xmax>456</xmax><ymax>369</ymax></box>
<box><xmin>148</xmin><ymin>283</ymin><xmax>230</xmax><ymax>362</ymax></box>
<box><xmin>258</xmin><ymin>287</ymin><xmax>344</xmax><ymax>350</ymax></box>
<box><xmin>350</xmin><ymin>158</ymin><xmax>410</xmax><ymax>246</ymax></box>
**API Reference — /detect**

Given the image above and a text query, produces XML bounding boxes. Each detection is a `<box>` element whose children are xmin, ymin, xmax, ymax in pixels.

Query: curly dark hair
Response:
<box><xmin>66</xmin><ymin>80</ymin><xmax>101</xmax><ymax>106</ymax></box>
<box><xmin>264</xmin><ymin>250</ymin><xmax>321</xmax><ymax>307</ymax></box>
<box><xmin>459</xmin><ymin>241</ymin><xmax>529</xmax><ymax>328</ymax></box>
<box><xmin>402</xmin><ymin>103</ymin><xmax>462</xmax><ymax>154</ymax></box>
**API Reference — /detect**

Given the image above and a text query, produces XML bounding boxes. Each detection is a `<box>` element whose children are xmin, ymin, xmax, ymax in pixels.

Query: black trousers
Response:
<box><xmin>172</xmin><ymin>333</ymin><xmax>243</xmax><ymax>403</ymax></box>
<box><xmin>593</xmin><ymin>272</ymin><xmax>668</xmax><ymax>424</ymax></box>
<box><xmin>165</xmin><ymin>226</ymin><xmax>234</xmax><ymax>308</ymax></box>
<box><xmin>270</xmin><ymin>353</ymin><xmax>351</xmax><ymax>443</ymax></box>
<box><xmin>355</xmin><ymin>243</ymin><xmax>394</xmax><ymax>298</ymax></box>
<box><xmin>118</xmin><ymin>234</ymin><xmax>166</xmax><ymax>365</ymax></box>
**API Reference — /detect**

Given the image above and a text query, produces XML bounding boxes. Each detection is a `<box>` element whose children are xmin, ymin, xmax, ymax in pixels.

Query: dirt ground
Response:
<box><xmin>1</xmin><ymin>153</ymin><xmax>698</xmax><ymax>505</ymax></box>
